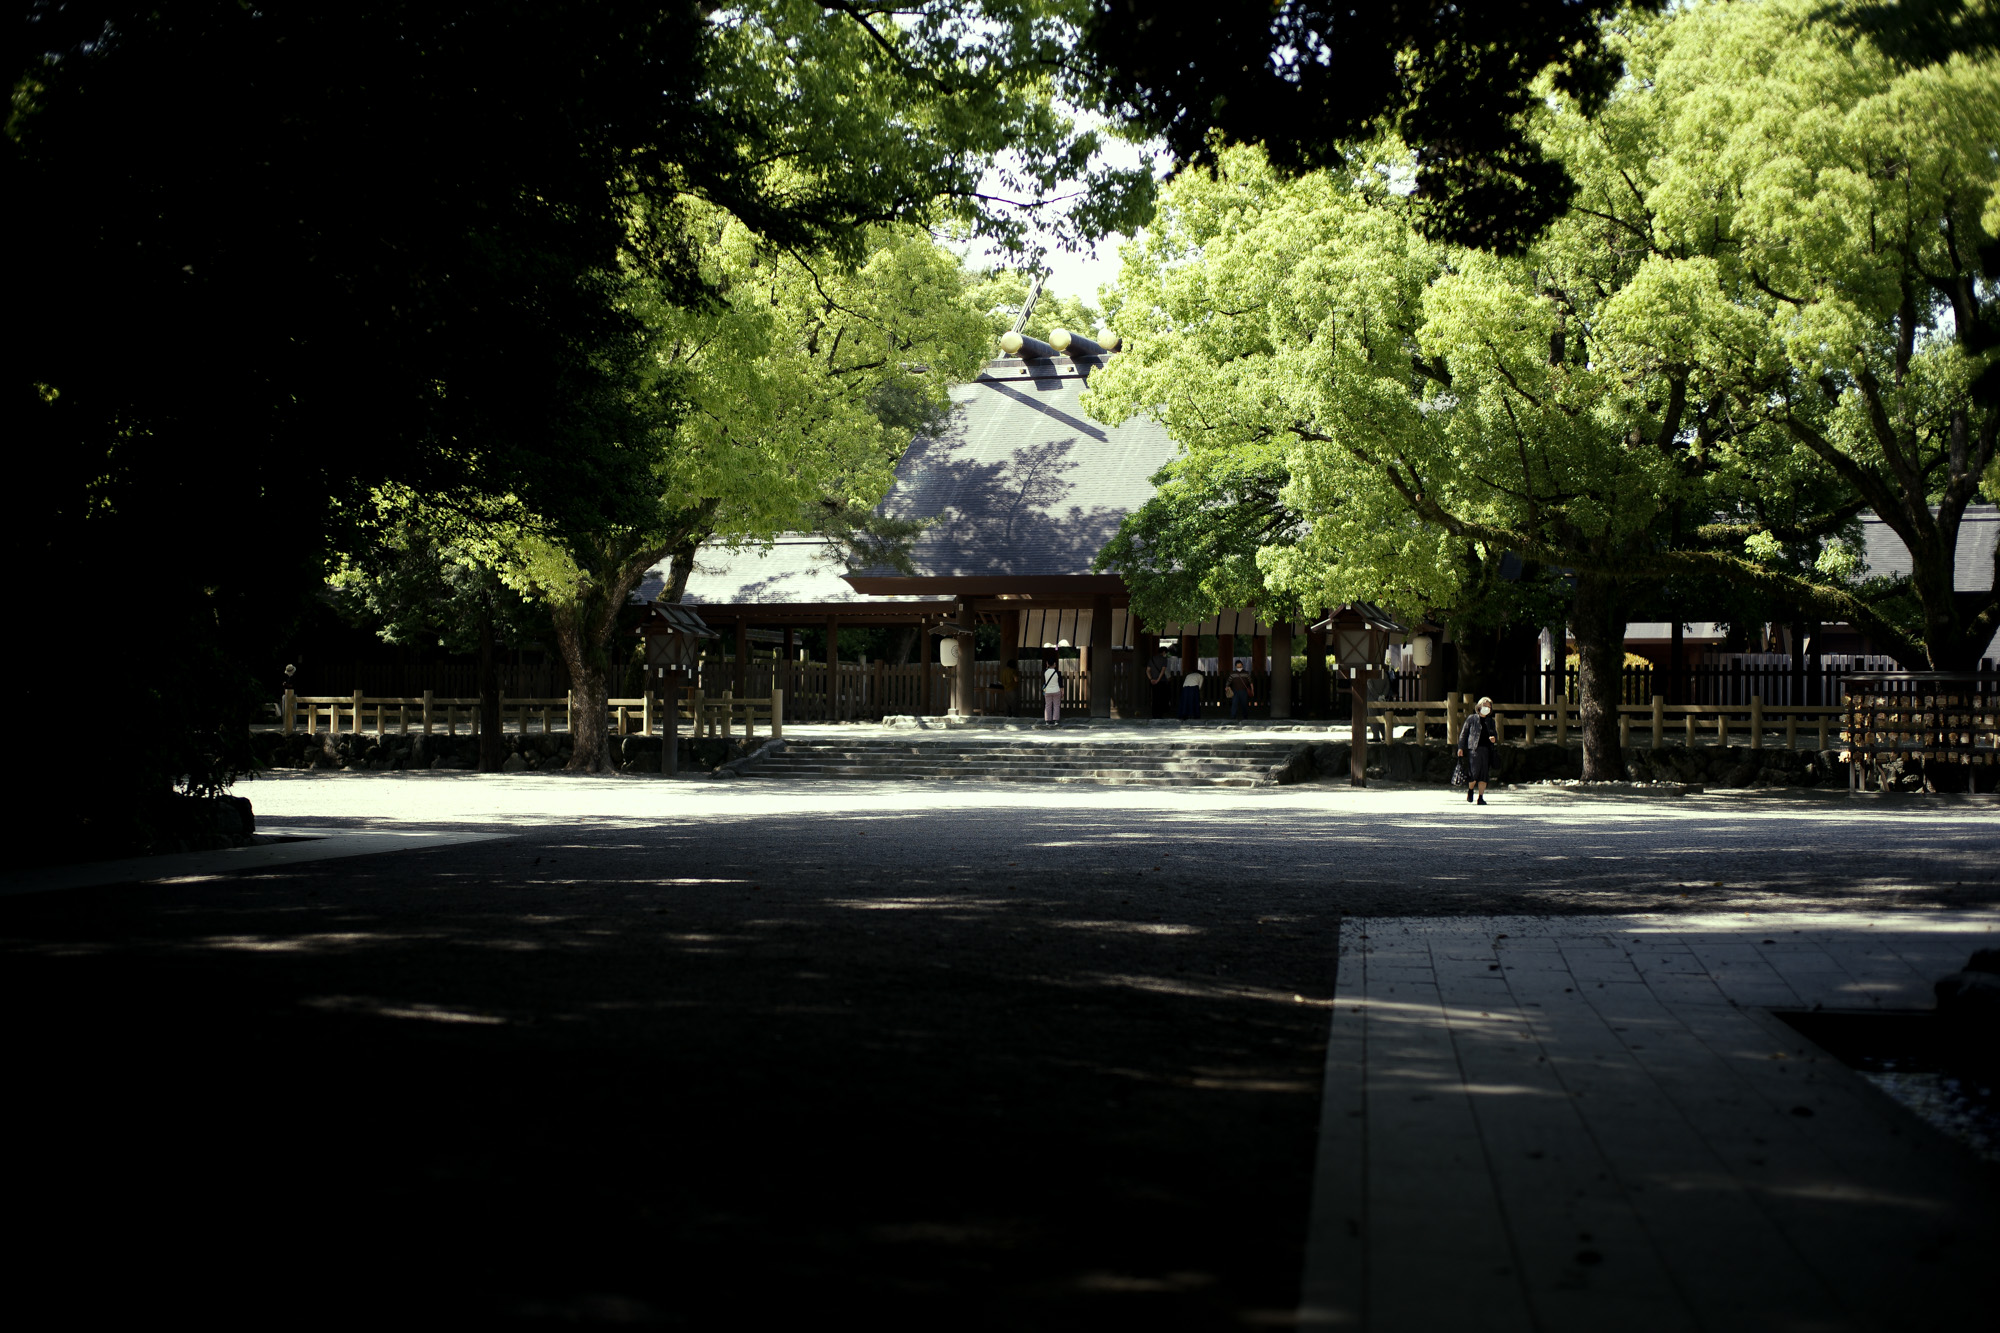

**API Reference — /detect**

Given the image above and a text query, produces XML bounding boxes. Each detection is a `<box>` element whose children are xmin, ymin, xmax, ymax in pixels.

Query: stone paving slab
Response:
<box><xmin>1299</xmin><ymin>911</ymin><xmax>2000</xmax><ymax>1332</ymax></box>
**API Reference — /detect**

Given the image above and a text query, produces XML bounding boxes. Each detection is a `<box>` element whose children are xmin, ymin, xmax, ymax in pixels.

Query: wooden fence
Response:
<box><xmin>281</xmin><ymin>689</ymin><xmax>783</xmax><ymax>741</ymax></box>
<box><xmin>1365</xmin><ymin>693</ymin><xmax>1845</xmax><ymax>752</ymax></box>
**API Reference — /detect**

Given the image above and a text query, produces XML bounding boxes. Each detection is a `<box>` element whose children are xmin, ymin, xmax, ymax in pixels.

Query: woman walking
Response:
<box><xmin>1457</xmin><ymin>695</ymin><xmax>1498</xmax><ymax>805</ymax></box>
<box><xmin>1040</xmin><ymin>645</ymin><xmax>1064</xmax><ymax>728</ymax></box>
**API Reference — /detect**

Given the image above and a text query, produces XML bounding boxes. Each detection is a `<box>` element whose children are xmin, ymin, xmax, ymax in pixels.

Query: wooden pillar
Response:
<box><xmin>1350</xmin><ymin>669</ymin><xmax>1369</xmax><ymax>785</ymax></box>
<box><xmin>1134</xmin><ymin>629</ymin><xmax>1156</xmax><ymax>718</ymax></box>
<box><xmin>782</xmin><ymin>625</ymin><xmax>795</xmax><ymax>713</ymax></box>
<box><xmin>1121</xmin><ymin>614</ymin><xmax>1143</xmax><ymax>719</ymax></box>
<box><xmin>952</xmin><ymin>600</ymin><xmax>975</xmax><ymax>716</ymax></box>
<box><xmin>1271</xmin><ymin>621</ymin><xmax>1293</xmax><ymax>719</ymax></box>
<box><xmin>734</xmin><ymin>619</ymin><xmax>749</xmax><ymax>701</ymax></box>
<box><xmin>1000</xmin><ymin>609</ymin><xmax>1022</xmax><ymax>719</ymax></box>
<box><xmin>1306</xmin><ymin>620</ymin><xmax>1328</xmax><ymax>717</ymax></box>
<box><xmin>1251</xmin><ymin>633</ymin><xmax>1266</xmax><ymax>677</ymax></box>
<box><xmin>1218</xmin><ymin>631</ymin><xmax>1236</xmax><ymax>677</ymax></box>
<box><xmin>1181</xmin><ymin>633</ymin><xmax>1199</xmax><ymax>676</ymax></box>
<box><xmin>825</xmin><ymin>616</ymin><xmax>840</xmax><ymax>722</ymax></box>
<box><xmin>1090</xmin><ymin>593</ymin><xmax>1114</xmax><ymax>718</ymax></box>
<box><xmin>663</xmin><ymin>668</ymin><xmax>679</xmax><ymax>776</ymax></box>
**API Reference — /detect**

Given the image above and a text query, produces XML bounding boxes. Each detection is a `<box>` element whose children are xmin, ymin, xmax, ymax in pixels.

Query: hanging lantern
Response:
<box><xmin>1314</xmin><ymin>603</ymin><xmax>1403</xmax><ymax>670</ymax></box>
<box><xmin>641</xmin><ymin>601</ymin><xmax>718</xmax><ymax>671</ymax></box>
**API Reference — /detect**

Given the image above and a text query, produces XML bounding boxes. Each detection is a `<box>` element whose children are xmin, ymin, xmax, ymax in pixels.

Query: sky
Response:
<box><xmin>955</xmin><ymin>113</ymin><xmax>1163</xmax><ymax>325</ymax></box>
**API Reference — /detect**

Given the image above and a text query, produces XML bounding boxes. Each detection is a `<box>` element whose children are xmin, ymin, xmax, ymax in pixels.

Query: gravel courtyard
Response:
<box><xmin>4</xmin><ymin>772</ymin><xmax>1995</xmax><ymax>1327</ymax></box>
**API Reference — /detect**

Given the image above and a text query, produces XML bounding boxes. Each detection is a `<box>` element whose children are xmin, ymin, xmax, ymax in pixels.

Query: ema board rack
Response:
<box><xmin>1841</xmin><ymin>672</ymin><xmax>2000</xmax><ymax>793</ymax></box>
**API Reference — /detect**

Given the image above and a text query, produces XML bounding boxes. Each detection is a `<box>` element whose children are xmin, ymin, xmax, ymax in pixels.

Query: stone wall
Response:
<box><xmin>1307</xmin><ymin>741</ymin><xmax>1848</xmax><ymax>788</ymax></box>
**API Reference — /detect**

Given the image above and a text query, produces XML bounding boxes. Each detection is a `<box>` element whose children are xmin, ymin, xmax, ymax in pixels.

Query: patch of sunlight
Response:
<box><xmin>1075</xmin><ymin>1271</ymin><xmax>1215</xmax><ymax>1294</ymax></box>
<box><xmin>828</xmin><ymin>897</ymin><xmax>967</xmax><ymax>911</ymax></box>
<box><xmin>197</xmin><ymin>932</ymin><xmax>390</xmax><ymax>952</ymax></box>
<box><xmin>304</xmin><ymin>995</ymin><xmax>506</xmax><ymax>1025</ymax></box>
<box><xmin>1048</xmin><ymin>918</ymin><xmax>1201</xmax><ymax>936</ymax></box>
<box><xmin>1188</xmin><ymin>1073</ymin><xmax>1315</xmax><ymax>1093</ymax></box>
<box><xmin>1085</xmin><ymin>972</ymin><xmax>1316</xmax><ymax>1005</ymax></box>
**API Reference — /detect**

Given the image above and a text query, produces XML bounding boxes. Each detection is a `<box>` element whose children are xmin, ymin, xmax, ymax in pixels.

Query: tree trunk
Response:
<box><xmin>555</xmin><ymin>609</ymin><xmax>612</xmax><ymax>773</ymax></box>
<box><xmin>664</xmin><ymin>534</ymin><xmax>701</xmax><ymax>604</ymax></box>
<box><xmin>477</xmin><ymin>595</ymin><xmax>504</xmax><ymax>772</ymax></box>
<box><xmin>1572</xmin><ymin>572</ymin><xmax>1628</xmax><ymax>781</ymax></box>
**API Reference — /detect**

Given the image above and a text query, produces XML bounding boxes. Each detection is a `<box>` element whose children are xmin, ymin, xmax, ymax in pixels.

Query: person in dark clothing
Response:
<box><xmin>1148</xmin><ymin>645</ymin><xmax>1178</xmax><ymax>719</ymax></box>
<box><xmin>1457</xmin><ymin>694</ymin><xmax>1498</xmax><ymax>805</ymax></box>
<box><xmin>1226</xmin><ymin>659</ymin><xmax>1254</xmax><ymax>720</ymax></box>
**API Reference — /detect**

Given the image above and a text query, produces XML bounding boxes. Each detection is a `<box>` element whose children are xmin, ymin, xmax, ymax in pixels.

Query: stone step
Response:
<box><xmin>760</xmin><ymin>752</ymin><xmax>1279</xmax><ymax>766</ymax></box>
<box><xmin>767</xmin><ymin>745</ymin><xmax>1297</xmax><ymax>759</ymax></box>
<box><xmin>746</xmin><ymin>768</ymin><xmax>1266</xmax><ymax>787</ymax></box>
<box><xmin>762</xmin><ymin>747</ymin><xmax>1285</xmax><ymax>762</ymax></box>
<box><xmin>743</xmin><ymin>734</ymin><xmax>1308</xmax><ymax>785</ymax></box>
<box><xmin>757</xmin><ymin>765</ymin><xmax>1261</xmax><ymax>779</ymax></box>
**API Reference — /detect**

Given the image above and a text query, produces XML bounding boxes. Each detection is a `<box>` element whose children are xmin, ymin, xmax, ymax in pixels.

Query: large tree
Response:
<box><xmin>1086</xmin><ymin>144</ymin><xmax>1714</xmax><ymax>777</ymax></box>
<box><xmin>498</xmin><ymin>220</ymin><xmax>993</xmax><ymax>771</ymax></box>
<box><xmin>1088</xmin><ymin>1</ymin><xmax>2000</xmax><ymax>779</ymax></box>
<box><xmin>329</xmin><ymin>514</ymin><xmax>550</xmax><ymax>773</ymax></box>
<box><xmin>1581</xmin><ymin>0</ymin><xmax>2000</xmax><ymax>669</ymax></box>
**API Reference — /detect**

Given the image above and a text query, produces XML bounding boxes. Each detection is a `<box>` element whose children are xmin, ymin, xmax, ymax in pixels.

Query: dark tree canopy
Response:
<box><xmin>1841</xmin><ymin>0</ymin><xmax>2000</xmax><ymax>66</ymax></box>
<box><xmin>3</xmin><ymin>0</ymin><xmax>1150</xmax><ymax>848</ymax></box>
<box><xmin>1082</xmin><ymin>0</ymin><xmax>1658</xmax><ymax>252</ymax></box>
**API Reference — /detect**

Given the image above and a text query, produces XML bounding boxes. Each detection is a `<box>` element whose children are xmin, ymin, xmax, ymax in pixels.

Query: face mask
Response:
<box><xmin>1479</xmin><ymin>706</ymin><xmax>1491</xmax><ymax>716</ymax></box>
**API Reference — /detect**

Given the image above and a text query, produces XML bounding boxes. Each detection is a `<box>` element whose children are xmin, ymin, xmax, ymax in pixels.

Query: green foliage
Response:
<box><xmin>479</xmin><ymin>220</ymin><xmax>997</xmax><ymax>766</ymax></box>
<box><xmin>1089</xmin><ymin>0</ymin><xmax>2000</xmax><ymax>672</ymax></box>
<box><xmin>1092</xmin><ymin>439</ymin><xmax>1298</xmax><ymax>628</ymax></box>
<box><xmin>1079</xmin><ymin>0</ymin><xmax>1660</xmax><ymax>252</ymax></box>
<box><xmin>330</xmin><ymin>519</ymin><xmax>547</xmax><ymax>658</ymax></box>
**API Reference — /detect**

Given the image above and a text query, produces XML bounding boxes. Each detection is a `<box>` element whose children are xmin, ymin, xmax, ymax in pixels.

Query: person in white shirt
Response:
<box><xmin>1040</xmin><ymin>645</ymin><xmax>1064</xmax><ymax>727</ymax></box>
<box><xmin>1178</xmin><ymin>664</ymin><xmax>1204</xmax><ymax>720</ymax></box>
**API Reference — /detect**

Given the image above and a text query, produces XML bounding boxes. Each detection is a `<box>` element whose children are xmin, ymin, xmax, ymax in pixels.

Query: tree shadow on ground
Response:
<box><xmin>4</xmin><ymin>798</ymin><xmax>1993</xmax><ymax>1325</ymax></box>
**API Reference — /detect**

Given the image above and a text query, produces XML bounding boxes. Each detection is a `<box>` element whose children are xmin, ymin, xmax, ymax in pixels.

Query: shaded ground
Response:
<box><xmin>4</xmin><ymin>775</ymin><xmax>1996</xmax><ymax>1326</ymax></box>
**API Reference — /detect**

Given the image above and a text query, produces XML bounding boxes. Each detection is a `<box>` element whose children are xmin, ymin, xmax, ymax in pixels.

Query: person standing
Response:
<box><xmin>1147</xmin><ymin>645</ymin><xmax>1178</xmax><ymax>719</ymax></box>
<box><xmin>1178</xmin><ymin>661</ymin><xmax>1204</xmax><ymax>721</ymax></box>
<box><xmin>1041</xmin><ymin>645</ymin><xmax>1064</xmax><ymax>728</ymax></box>
<box><xmin>1226</xmin><ymin>658</ymin><xmax>1254</xmax><ymax>721</ymax></box>
<box><xmin>1457</xmin><ymin>695</ymin><xmax>1498</xmax><ymax>805</ymax></box>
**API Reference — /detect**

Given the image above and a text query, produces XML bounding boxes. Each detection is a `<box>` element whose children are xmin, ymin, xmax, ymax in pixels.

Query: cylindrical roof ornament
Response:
<box><xmin>1049</xmin><ymin>327</ymin><xmax>1109</xmax><ymax>358</ymax></box>
<box><xmin>998</xmin><ymin>329</ymin><xmax>1056</xmax><ymax>359</ymax></box>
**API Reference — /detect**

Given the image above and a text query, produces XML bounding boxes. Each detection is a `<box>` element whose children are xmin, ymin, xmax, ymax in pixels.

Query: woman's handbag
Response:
<box><xmin>1450</xmin><ymin>757</ymin><xmax>1468</xmax><ymax>789</ymax></box>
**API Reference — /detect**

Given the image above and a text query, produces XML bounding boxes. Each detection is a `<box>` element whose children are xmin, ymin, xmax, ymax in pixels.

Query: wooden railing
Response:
<box><xmin>691</xmin><ymin>690</ymin><xmax>783</xmax><ymax>740</ymax></box>
<box><xmin>1366</xmin><ymin>693</ymin><xmax>1845</xmax><ymax>751</ymax></box>
<box><xmin>281</xmin><ymin>688</ymin><xmax>783</xmax><ymax>741</ymax></box>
